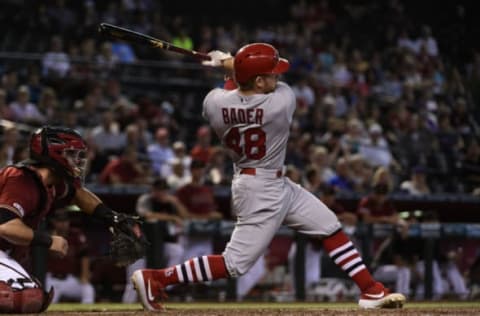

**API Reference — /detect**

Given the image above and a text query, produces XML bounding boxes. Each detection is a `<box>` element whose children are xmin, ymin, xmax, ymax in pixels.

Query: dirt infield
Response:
<box><xmin>44</xmin><ymin>309</ymin><xmax>480</xmax><ymax>316</ymax></box>
<box><xmin>44</xmin><ymin>302</ymin><xmax>480</xmax><ymax>316</ymax></box>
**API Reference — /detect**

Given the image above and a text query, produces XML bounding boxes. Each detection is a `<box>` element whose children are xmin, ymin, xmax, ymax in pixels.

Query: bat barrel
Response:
<box><xmin>98</xmin><ymin>23</ymin><xmax>211</xmax><ymax>61</ymax></box>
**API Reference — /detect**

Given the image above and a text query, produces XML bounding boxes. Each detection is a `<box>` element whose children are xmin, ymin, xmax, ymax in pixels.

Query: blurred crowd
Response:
<box><xmin>1</xmin><ymin>0</ymin><xmax>479</xmax><ymax>196</ymax></box>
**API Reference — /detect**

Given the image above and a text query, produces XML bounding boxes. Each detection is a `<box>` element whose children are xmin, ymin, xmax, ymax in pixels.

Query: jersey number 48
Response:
<box><xmin>224</xmin><ymin>127</ymin><xmax>266</xmax><ymax>160</ymax></box>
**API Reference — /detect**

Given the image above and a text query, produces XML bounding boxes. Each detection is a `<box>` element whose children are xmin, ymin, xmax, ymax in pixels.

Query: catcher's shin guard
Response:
<box><xmin>0</xmin><ymin>281</ymin><xmax>54</xmax><ymax>313</ymax></box>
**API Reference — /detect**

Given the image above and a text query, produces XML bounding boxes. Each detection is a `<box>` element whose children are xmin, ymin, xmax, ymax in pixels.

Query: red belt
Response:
<box><xmin>240</xmin><ymin>168</ymin><xmax>282</xmax><ymax>178</ymax></box>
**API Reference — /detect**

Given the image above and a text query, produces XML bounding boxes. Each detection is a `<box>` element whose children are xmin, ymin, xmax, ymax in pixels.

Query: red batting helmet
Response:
<box><xmin>29</xmin><ymin>126</ymin><xmax>88</xmax><ymax>183</ymax></box>
<box><xmin>233</xmin><ymin>43</ymin><xmax>290</xmax><ymax>84</ymax></box>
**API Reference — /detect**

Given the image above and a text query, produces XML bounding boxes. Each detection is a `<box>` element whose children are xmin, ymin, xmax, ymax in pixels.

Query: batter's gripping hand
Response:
<box><xmin>202</xmin><ymin>50</ymin><xmax>232</xmax><ymax>67</ymax></box>
<box><xmin>109</xmin><ymin>212</ymin><xmax>148</xmax><ymax>267</ymax></box>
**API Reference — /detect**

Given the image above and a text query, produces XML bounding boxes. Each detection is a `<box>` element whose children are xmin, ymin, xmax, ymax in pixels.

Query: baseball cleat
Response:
<box><xmin>358</xmin><ymin>282</ymin><xmax>406</xmax><ymax>309</ymax></box>
<box><xmin>131</xmin><ymin>269</ymin><xmax>166</xmax><ymax>311</ymax></box>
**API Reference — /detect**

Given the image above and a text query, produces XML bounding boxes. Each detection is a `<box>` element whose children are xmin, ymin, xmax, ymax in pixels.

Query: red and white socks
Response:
<box><xmin>157</xmin><ymin>255</ymin><xmax>228</xmax><ymax>286</ymax></box>
<box><xmin>322</xmin><ymin>229</ymin><xmax>376</xmax><ymax>292</ymax></box>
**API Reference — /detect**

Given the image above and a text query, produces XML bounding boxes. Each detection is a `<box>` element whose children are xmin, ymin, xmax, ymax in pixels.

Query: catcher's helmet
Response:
<box><xmin>233</xmin><ymin>43</ymin><xmax>290</xmax><ymax>84</ymax></box>
<box><xmin>29</xmin><ymin>126</ymin><xmax>88</xmax><ymax>182</ymax></box>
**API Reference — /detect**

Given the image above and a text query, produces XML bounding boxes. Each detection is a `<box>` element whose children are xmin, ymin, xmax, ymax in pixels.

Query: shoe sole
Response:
<box><xmin>358</xmin><ymin>293</ymin><xmax>406</xmax><ymax>309</ymax></box>
<box><xmin>131</xmin><ymin>270</ymin><xmax>159</xmax><ymax>311</ymax></box>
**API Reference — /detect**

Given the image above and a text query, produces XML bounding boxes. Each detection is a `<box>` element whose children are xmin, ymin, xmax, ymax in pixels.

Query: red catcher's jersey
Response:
<box><xmin>0</xmin><ymin>165</ymin><xmax>75</xmax><ymax>267</ymax></box>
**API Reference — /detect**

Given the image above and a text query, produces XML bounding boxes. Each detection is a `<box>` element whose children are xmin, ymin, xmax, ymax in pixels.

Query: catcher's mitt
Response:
<box><xmin>109</xmin><ymin>212</ymin><xmax>148</xmax><ymax>267</ymax></box>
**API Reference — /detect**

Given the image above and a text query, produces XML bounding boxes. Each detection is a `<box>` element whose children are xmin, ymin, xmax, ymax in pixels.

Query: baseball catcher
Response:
<box><xmin>0</xmin><ymin>126</ymin><xmax>146</xmax><ymax>313</ymax></box>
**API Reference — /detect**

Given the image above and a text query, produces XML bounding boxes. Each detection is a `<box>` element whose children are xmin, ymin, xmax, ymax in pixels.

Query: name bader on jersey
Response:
<box><xmin>221</xmin><ymin>107</ymin><xmax>264</xmax><ymax>125</ymax></box>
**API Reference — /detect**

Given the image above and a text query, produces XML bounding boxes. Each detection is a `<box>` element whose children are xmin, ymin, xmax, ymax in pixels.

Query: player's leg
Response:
<box><xmin>283</xmin><ymin>178</ymin><xmax>405</xmax><ymax>308</ymax></box>
<box><xmin>0</xmin><ymin>253</ymin><xmax>52</xmax><ymax>313</ymax></box>
<box><xmin>122</xmin><ymin>257</ymin><xmax>146</xmax><ymax>303</ymax></box>
<box><xmin>132</xmin><ymin>175</ymin><xmax>288</xmax><ymax>310</ymax></box>
<box><xmin>445</xmin><ymin>262</ymin><xmax>468</xmax><ymax>299</ymax></box>
<box><xmin>164</xmin><ymin>241</ymin><xmax>185</xmax><ymax>267</ymax></box>
<box><xmin>132</xmin><ymin>213</ymin><xmax>283</xmax><ymax>310</ymax></box>
<box><xmin>181</xmin><ymin>239</ymin><xmax>213</xmax><ymax>262</ymax></box>
<box><xmin>289</xmin><ymin>242</ymin><xmax>321</xmax><ymax>295</ymax></box>
<box><xmin>44</xmin><ymin>273</ymin><xmax>63</xmax><ymax>303</ymax></box>
<box><xmin>58</xmin><ymin>275</ymin><xmax>94</xmax><ymax>303</ymax></box>
<box><xmin>396</xmin><ymin>265</ymin><xmax>411</xmax><ymax>297</ymax></box>
<box><xmin>236</xmin><ymin>254</ymin><xmax>266</xmax><ymax>301</ymax></box>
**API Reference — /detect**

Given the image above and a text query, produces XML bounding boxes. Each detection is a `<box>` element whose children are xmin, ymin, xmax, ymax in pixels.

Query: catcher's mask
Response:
<box><xmin>233</xmin><ymin>43</ymin><xmax>290</xmax><ymax>84</ymax></box>
<box><xmin>29</xmin><ymin>126</ymin><xmax>88</xmax><ymax>183</ymax></box>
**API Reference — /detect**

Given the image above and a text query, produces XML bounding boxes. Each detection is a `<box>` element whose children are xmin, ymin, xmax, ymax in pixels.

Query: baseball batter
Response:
<box><xmin>132</xmin><ymin>43</ymin><xmax>405</xmax><ymax>310</ymax></box>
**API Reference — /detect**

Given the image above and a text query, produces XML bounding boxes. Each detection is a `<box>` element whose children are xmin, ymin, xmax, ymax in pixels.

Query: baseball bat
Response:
<box><xmin>98</xmin><ymin>23</ymin><xmax>211</xmax><ymax>61</ymax></box>
<box><xmin>0</xmin><ymin>119</ymin><xmax>35</xmax><ymax>132</ymax></box>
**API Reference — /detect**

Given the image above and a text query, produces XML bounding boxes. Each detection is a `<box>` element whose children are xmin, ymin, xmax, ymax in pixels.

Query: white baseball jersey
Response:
<box><xmin>202</xmin><ymin>82</ymin><xmax>341</xmax><ymax>277</ymax></box>
<box><xmin>203</xmin><ymin>82</ymin><xmax>295</xmax><ymax>170</ymax></box>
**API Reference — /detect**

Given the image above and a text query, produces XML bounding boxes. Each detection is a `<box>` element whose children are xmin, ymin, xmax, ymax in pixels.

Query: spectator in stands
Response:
<box><xmin>357</xmin><ymin>167</ymin><xmax>399</xmax><ymax>225</ymax></box>
<box><xmin>147</xmin><ymin>127</ymin><xmax>174</xmax><ymax>178</ymax></box>
<box><xmin>394</xmin><ymin>113</ymin><xmax>435</xmax><ymax>170</ymax></box>
<box><xmin>340</xmin><ymin>118</ymin><xmax>367</xmax><ymax>155</ymax></box>
<box><xmin>42</xmin><ymin>35</ymin><xmax>70</xmax><ymax>78</ymax></box>
<box><xmin>400</xmin><ymin>166</ymin><xmax>431</xmax><ymax>196</ymax></box>
<box><xmin>26</xmin><ymin>70</ymin><xmax>44</xmax><ymax>105</ymax></box>
<box><xmin>123</xmin><ymin>178</ymin><xmax>190</xmax><ymax>303</ymax></box>
<box><xmin>0</xmin><ymin>126</ymin><xmax>19</xmax><ymax>166</ymax></box>
<box><xmin>206</xmin><ymin>146</ymin><xmax>232</xmax><ymax>186</ymax></box>
<box><xmin>176</xmin><ymin>160</ymin><xmax>222</xmax><ymax>261</ymax></box>
<box><xmin>70</xmin><ymin>37</ymin><xmax>97</xmax><ymax>80</ymax></box>
<box><xmin>190</xmin><ymin>125</ymin><xmax>213</xmax><ymax>165</ymax></box>
<box><xmin>111</xmin><ymin>40</ymin><xmax>136</xmax><ymax>63</ymax></box>
<box><xmin>303</xmin><ymin>165</ymin><xmax>321</xmax><ymax>194</ymax></box>
<box><xmin>328</xmin><ymin>157</ymin><xmax>355</xmax><ymax>192</ymax></box>
<box><xmin>459</xmin><ymin>137</ymin><xmax>480</xmax><ymax>194</ymax></box>
<box><xmin>308</xmin><ymin>146</ymin><xmax>336</xmax><ymax>184</ymax></box>
<box><xmin>47</xmin><ymin>0</ymin><xmax>76</xmax><ymax>32</ymax></box>
<box><xmin>9</xmin><ymin>85</ymin><xmax>46</xmax><ymax>125</ymax></box>
<box><xmin>436</xmin><ymin>113</ymin><xmax>464</xmax><ymax>171</ymax></box>
<box><xmin>1</xmin><ymin>70</ymin><xmax>19</xmax><ymax>104</ymax></box>
<box><xmin>98</xmin><ymin>146</ymin><xmax>150</xmax><ymax>185</ymax></box>
<box><xmin>285</xmin><ymin>164</ymin><xmax>302</xmax><ymax>184</ymax></box>
<box><xmin>75</xmin><ymin>94</ymin><xmax>102</xmax><ymax>128</ymax></box>
<box><xmin>45</xmin><ymin>209</ymin><xmax>95</xmax><ymax>304</ymax></box>
<box><xmin>96</xmin><ymin>42</ymin><xmax>119</xmax><ymax>77</ymax></box>
<box><xmin>37</xmin><ymin>87</ymin><xmax>59</xmax><ymax>123</ymax></box>
<box><xmin>359</xmin><ymin>123</ymin><xmax>394</xmax><ymax>168</ymax></box>
<box><xmin>167</xmin><ymin>158</ymin><xmax>191</xmax><ymax>190</ymax></box>
<box><xmin>0</xmin><ymin>89</ymin><xmax>13</xmax><ymax>120</ymax></box>
<box><xmin>172</xmin><ymin>28</ymin><xmax>194</xmax><ymax>53</ymax></box>
<box><xmin>125</xmin><ymin>123</ymin><xmax>148</xmax><ymax>157</ymax></box>
<box><xmin>292</xmin><ymin>77</ymin><xmax>315</xmax><ymax>109</ymax></box>
<box><xmin>171</xmin><ymin>141</ymin><xmax>192</xmax><ymax>172</ymax></box>
<box><xmin>348</xmin><ymin>154</ymin><xmax>373</xmax><ymax>193</ymax></box>
<box><xmin>88</xmin><ymin>111</ymin><xmax>126</xmax><ymax>173</ymax></box>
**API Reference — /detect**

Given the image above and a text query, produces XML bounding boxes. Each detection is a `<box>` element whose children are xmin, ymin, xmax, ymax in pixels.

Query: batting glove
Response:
<box><xmin>202</xmin><ymin>50</ymin><xmax>232</xmax><ymax>67</ymax></box>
